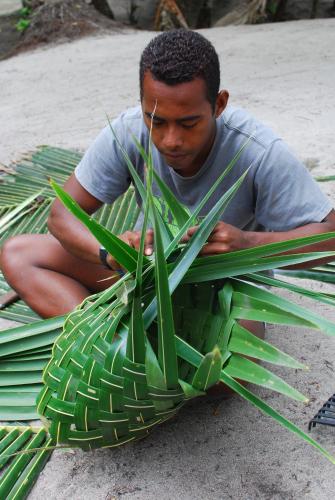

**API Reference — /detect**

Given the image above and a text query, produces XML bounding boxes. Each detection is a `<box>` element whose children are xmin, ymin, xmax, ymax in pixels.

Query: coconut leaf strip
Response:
<box><xmin>151</xmin><ymin>198</ymin><xmax>179</xmax><ymax>388</ymax></box>
<box><xmin>183</xmin><ymin>251</ymin><xmax>335</xmax><ymax>284</ymax></box>
<box><xmin>0</xmin><ymin>429</ymin><xmax>32</xmax><ymax>468</ymax></box>
<box><xmin>0</xmin><ymin>316</ymin><xmax>64</xmax><ymax>347</ymax></box>
<box><xmin>144</xmin><ymin>170</ymin><xmax>250</xmax><ymax>328</ymax></box>
<box><xmin>0</xmin><ymin>432</ymin><xmax>53</xmax><ymax>500</ymax></box>
<box><xmin>191</xmin><ymin>232</ymin><xmax>335</xmax><ymax>267</ymax></box>
<box><xmin>220</xmin><ymin>372</ymin><xmax>335</xmax><ymax>464</ymax></box>
<box><xmin>231</xmin><ymin>279</ymin><xmax>335</xmax><ymax>335</ymax></box>
<box><xmin>276</xmin><ymin>268</ymin><xmax>335</xmax><ymax>284</ymax></box>
<box><xmin>174</xmin><ymin>335</ymin><xmax>335</xmax><ymax>464</ymax></box>
<box><xmin>224</xmin><ymin>353</ymin><xmax>307</xmax><ymax>401</ymax></box>
<box><xmin>0</xmin><ymin>408</ymin><xmax>39</xmax><ymax>421</ymax></box>
<box><xmin>50</xmin><ymin>180</ymin><xmax>143</xmax><ymax>273</ymax></box>
<box><xmin>107</xmin><ymin>121</ymin><xmax>173</xmax><ymax>248</ymax></box>
<box><xmin>130</xmin><ymin>133</ymin><xmax>190</xmax><ymax>228</ymax></box>
<box><xmin>0</xmin><ymin>191</ymin><xmax>44</xmax><ymax>234</ymax></box>
<box><xmin>245</xmin><ymin>272</ymin><xmax>335</xmax><ymax>307</ymax></box>
<box><xmin>228</xmin><ymin>322</ymin><xmax>306</xmax><ymax>369</ymax></box>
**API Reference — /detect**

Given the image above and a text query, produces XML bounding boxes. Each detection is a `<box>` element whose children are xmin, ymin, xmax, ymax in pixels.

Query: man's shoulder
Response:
<box><xmin>219</xmin><ymin>106</ymin><xmax>279</xmax><ymax>151</ymax></box>
<box><xmin>117</xmin><ymin>105</ymin><xmax>143</xmax><ymax>122</ymax></box>
<box><xmin>104</xmin><ymin>105</ymin><xmax>148</xmax><ymax>147</ymax></box>
<box><xmin>113</xmin><ymin>105</ymin><xmax>144</xmax><ymax>130</ymax></box>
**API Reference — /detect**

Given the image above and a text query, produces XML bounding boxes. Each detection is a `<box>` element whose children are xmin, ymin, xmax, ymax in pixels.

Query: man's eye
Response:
<box><xmin>152</xmin><ymin>120</ymin><xmax>163</xmax><ymax>127</ymax></box>
<box><xmin>182</xmin><ymin>123</ymin><xmax>197</xmax><ymax>129</ymax></box>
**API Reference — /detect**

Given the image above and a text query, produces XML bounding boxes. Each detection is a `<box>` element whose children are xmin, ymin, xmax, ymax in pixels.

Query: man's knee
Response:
<box><xmin>1</xmin><ymin>235</ymin><xmax>36</xmax><ymax>284</ymax></box>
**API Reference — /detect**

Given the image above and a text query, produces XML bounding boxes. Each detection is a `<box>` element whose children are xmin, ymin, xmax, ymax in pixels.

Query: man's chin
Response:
<box><xmin>163</xmin><ymin>155</ymin><xmax>192</xmax><ymax>172</ymax></box>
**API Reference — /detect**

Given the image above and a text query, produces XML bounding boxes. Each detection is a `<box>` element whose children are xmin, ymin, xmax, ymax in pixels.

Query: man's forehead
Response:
<box><xmin>141</xmin><ymin>72</ymin><xmax>210</xmax><ymax>116</ymax></box>
<box><xmin>142</xmin><ymin>72</ymin><xmax>207</xmax><ymax>99</ymax></box>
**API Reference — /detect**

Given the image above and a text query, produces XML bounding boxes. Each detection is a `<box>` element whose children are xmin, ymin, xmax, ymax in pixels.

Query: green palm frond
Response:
<box><xmin>0</xmin><ymin>426</ymin><xmax>52</xmax><ymax>499</ymax></box>
<box><xmin>314</xmin><ymin>175</ymin><xmax>335</xmax><ymax>182</ymax></box>
<box><xmin>0</xmin><ymin>135</ymin><xmax>335</xmax><ymax>500</ymax></box>
<box><xmin>276</xmin><ymin>264</ymin><xmax>335</xmax><ymax>284</ymax></box>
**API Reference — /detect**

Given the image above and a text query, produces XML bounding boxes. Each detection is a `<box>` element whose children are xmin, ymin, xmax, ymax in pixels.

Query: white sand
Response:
<box><xmin>0</xmin><ymin>19</ymin><xmax>335</xmax><ymax>499</ymax></box>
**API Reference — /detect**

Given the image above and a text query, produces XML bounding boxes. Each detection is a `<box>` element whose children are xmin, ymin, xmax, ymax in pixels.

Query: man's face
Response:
<box><xmin>141</xmin><ymin>71</ymin><xmax>227</xmax><ymax>177</ymax></box>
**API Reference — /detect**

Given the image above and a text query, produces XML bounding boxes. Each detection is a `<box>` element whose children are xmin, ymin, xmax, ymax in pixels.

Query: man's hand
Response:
<box><xmin>106</xmin><ymin>229</ymin><xmax>154</xmax><ymax>270</ymax></box>
<box><xmin>181</xmin><ymin>210</ymin><xmax>335</xmax><ymax>268</ymax></box>
<box><xmin>182</xmin><ymin>221</ymin><xmax>249</xmax><ymax>255</ymax></box>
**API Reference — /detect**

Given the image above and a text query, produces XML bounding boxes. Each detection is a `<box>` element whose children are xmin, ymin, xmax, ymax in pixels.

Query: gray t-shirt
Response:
<box><xmin>75</xmin><ymin>105</ymin><xmax>332</xmax><ymax>232</ymax></box>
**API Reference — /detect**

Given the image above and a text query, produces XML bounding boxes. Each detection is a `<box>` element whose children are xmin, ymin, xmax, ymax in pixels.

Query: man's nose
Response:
<box><xmin>161</xmin><ymin>126</ymin><xmax>183</xmax><ymax>150</ymax></box>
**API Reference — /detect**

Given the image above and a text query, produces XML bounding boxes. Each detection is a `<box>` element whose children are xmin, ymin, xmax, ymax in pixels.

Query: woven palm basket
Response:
<box><xmin>36</xmin><ymin>279</ymin><xmax>227</xmax><ymax>450</ymax></box>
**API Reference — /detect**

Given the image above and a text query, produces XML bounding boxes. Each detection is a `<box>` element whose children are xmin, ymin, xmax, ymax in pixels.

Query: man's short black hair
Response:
<box><xmin>140</xmin><ymin>30</ymin><xmax>220</xmax><ymax>111</ymax></box>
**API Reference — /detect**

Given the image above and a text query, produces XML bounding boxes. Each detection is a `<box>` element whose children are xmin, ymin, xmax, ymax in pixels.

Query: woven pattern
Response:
<box><xmin>37</xmin><ymin>281</ymin><xmax>223</xmax><ymax>450</ymax></box>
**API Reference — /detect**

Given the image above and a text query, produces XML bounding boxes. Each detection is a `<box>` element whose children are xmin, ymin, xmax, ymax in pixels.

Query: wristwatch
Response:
<box><xmin>99</xmin><ymin>247</ymin><xmax>113</xmax><ymax>270</ymax></box>
<box><xmin>99</xmin><ymin>247</ymin><xmax>125</xmax><ymax>276</ymax></box>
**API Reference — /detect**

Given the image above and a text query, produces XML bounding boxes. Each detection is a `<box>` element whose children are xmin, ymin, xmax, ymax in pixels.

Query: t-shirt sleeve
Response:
<box><xmin>74</xmin><ymin>118</ymin><xmax>131</xmax><ymax>204</ymax></box>
<box><xmin>254</xmin><ymin>139</ymin><xmax>333</xmax><ymax>231</ymax></box>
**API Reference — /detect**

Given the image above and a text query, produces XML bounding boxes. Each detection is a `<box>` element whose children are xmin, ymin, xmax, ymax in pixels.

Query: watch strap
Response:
<box><xmin>99</xmin><ymin>247</ymin><xmax>125</xmax><ymax>276</ymax></box>
<box><xmin>99</xmin><ymin>247</ymin><xmax>113</xmax><ymax>270</ymax></box>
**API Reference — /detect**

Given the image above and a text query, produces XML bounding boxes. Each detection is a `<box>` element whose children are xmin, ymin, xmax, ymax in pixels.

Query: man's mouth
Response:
<box><xmin>163</xmin><ymin>152</ymin><xmax>187</xmax><ymax>160</ymax></box>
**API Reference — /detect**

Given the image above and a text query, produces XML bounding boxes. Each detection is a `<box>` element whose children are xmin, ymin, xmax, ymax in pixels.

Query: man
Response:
<box><xmin>1</xmin><ymin>30</ymin><xmax>335</xmax><ymax>327</ymax></box>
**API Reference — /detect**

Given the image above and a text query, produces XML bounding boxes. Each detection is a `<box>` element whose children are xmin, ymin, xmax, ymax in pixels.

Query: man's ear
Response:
<box><xmin>215</xmin><ymin>90</ymin><xmax>229</xmax><ymax>118</ymax></box>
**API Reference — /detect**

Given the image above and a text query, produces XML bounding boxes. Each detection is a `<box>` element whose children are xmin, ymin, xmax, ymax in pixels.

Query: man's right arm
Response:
<box><xmin>48</xmin><ymin>173</ymin><xmax>105</xmax><ymax>265</ymax></box>
<box><xmin>48</xmin><ymin>173</ymin><xmax>154</xmax><ymax>268</ymax></box>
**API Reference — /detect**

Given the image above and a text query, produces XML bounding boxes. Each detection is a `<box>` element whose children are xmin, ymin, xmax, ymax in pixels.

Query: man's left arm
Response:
<box><xmin>185</xmin><ymin>209</ymin><xmax>335</xmax><ymax>269</ymax></box>
<box><xmin>185</xmin><ymin>139</ymin><xmax>335</xmax><ymax>269</ymax></box>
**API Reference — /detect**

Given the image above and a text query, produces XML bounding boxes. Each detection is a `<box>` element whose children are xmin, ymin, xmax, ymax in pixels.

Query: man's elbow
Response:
<box><xmin>47</xmin><ymin>202</ymin><xmax>63</xmax><ymax>238</ymax></box>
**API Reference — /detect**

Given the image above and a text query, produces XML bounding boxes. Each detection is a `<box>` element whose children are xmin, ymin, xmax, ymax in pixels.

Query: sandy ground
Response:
<box><xmin>1</xmin><ymin>18</ymin><xmax>335</xmax><ymax>500</ymax></box>
<box><xmin>0</xmin><ymin>0</ymin><xmax>21</xmax><ymax>15</ymax></box>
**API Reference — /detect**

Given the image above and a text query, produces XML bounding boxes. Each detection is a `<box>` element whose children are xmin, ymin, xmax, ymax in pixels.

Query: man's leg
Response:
<box><xmin>0</xmin><ymin>234</ymin><xmax>118</xmax><ymax>318</ymax></box>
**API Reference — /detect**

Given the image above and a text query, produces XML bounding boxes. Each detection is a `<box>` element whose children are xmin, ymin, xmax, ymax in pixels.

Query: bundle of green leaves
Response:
<box><xmin>34</xmin><ymin>124</ymin><xmax>335</xmax><ymax>463</ymax></box>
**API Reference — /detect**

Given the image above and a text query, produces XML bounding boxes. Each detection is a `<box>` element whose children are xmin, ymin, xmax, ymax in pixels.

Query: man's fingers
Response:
<box><xmin>126</xmin><ymin>231</ymin><xmax>141</xmax><ymax>250</ymax></box>
<box><xmin>207</xmin><ymin>232</ymin><xmax>229</xmax><ymax>243</ymax></box>
<box><xmin>187</xmin><ymin>226</ymin><xmax>199</xmax><ymax>236</ymax></box>
<box><xmin>200</xmin><ymin>243</ymin><xmax>230</xmax><ymax>255</ymax></box>
<box><xmin>180</xmin><ymin>225</ymin><xmax>199</xmax><ymax>242</ymax></box>
<box><xmin>144</xmin><ymin>229</ymin><xmax>154</xmax><ymax>255</ymax></box>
